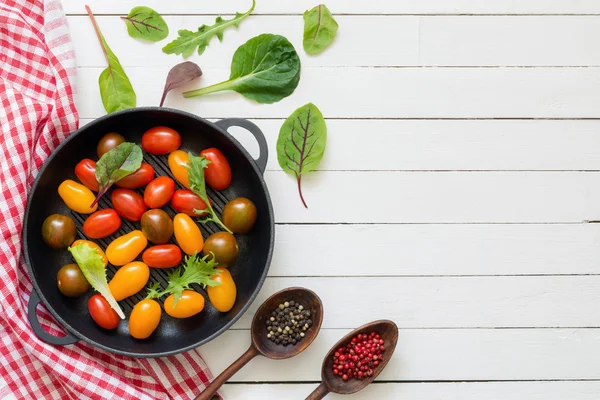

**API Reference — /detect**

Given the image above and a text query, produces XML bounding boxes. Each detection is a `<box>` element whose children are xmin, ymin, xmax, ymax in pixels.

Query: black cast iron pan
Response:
<box><xmin>23</xmin><ymin>107</ymin><xmax>274</xmax><ymax>357</ymax></box>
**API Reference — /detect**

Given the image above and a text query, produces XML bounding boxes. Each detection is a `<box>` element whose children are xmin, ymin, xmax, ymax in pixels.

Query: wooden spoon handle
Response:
<box><xmin>305</xmin><ymin>383</ymin><xmax>330</xmax><ymax>400</ymax></box>
<box><xmin>195</xmin><ymin>346</ymin><xmax>259</xmax><ymax>400</ymax></box>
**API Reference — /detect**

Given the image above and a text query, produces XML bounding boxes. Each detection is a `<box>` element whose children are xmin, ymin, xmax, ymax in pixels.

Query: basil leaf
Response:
<box><xmin>86</xmin><ymin>6</ymin><xmax>136</xmax><ymax>114</ymax></box>
<box><xmin>121</xmin><ymin>6</ymin><xmax>169</xmax><ymax>42</ymax></box>
<box><xmin>303</xmin><ymin>4</ymin><xmax>339</xmax><ymax>55</ymax></box>
<box><xmin>162</xmin><ymin>0</ymin><xmax>255</xmax><ymax>58</ymax></box>
<box><xmin>183</xmin><ymin>33</ymin><xmax>301</xmax><ymax>104</ymax></box>
<box><xmin>160</xmin><ymin>62</ymin><xmax>203</xmax><ymax>107</ymax></box>
<box><xmin>276</xmin><ymin>103</ymin><xmax>327</xmax><ymax>208</ymax></box>
<box><xmin>92</xmin><ymin>142</ymin><xmax>143</xmax><ymax>207</ymax></box>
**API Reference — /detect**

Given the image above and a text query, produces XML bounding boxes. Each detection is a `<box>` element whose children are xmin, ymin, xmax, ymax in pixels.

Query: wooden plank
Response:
<box><xmin>219</xmin><ymin>382</ymin><xmax>600</xmax><ymax>399</ymax></box>
<box><xmin>231</xmin><ymin>277</ymin><xmax>600</xmax><ymax>329</ymax></box>
<box><xmin>69</xmin><ymin>16</ymin><xmax>600</xmax><ymax>68</ymax></box>
<box><xmin>78</xmin><ymin>119</ymin><xmax>600</xmax><ymax>171</ymax></box>
<box><xmin>200</xmin><ymin>329</ymin><xmax>600</xmax><ymax>381</ymax></box>
<box><xmin>75</xmin><ymin>67</ymin><xmax>600</xmax><ymax>119</ymax></box>
<box><xmin>63</xmin><ymin>0</ymin><xmax>600</xmax><ymax>15</ymax></box>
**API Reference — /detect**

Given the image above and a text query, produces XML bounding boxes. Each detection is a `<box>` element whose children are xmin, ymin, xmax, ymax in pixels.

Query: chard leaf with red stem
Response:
<box><xmin>121</xmin><ymin>6</ymin><xmax>169</xmax><ymax>42</ymax></box>
<box><xmin>92</xmin><ymin>142</ymin><xmax>143</xmax><ymax>207</ymax></box>
<box><xmin>160</xmin><ymin>62</ymin><xmax>202</xmax><ymax>107</ymax></box>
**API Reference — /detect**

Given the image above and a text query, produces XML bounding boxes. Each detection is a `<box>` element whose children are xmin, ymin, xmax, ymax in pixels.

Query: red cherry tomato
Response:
<box><xmin>115</xmin><ymin>163</ymin><xmax>155</xmax><ymax>189</ymax></box>
<box><xmin>141</xmin><ymin>126</ymin><xmax>181</xmax><ymax>155</ymax></box>
<box><xmin>144</xmin><ymin>176</ymin><xmax>175</xmax><ymax>208</ymax></box>
<box><xmin>88</xmin><ymin>294</ymin><xmax>120</xmax><ymax>330</ymax></box>
<box><xmin>83</xmin><ymin>209</ymin><xmax>122</xmax><ymax>239</ymax></box>
<box><xmin>200</xmin><ymin>148</ymin><xmax>232</xmax><ymax>191</ymax></box>
<box><xmin>171</xmin><ymin>190</ymin><xmax>210</xmax><ymax>217</ymax></box>
<box><xmin>142</xmin><ymin>244</ymin><xmax>182</xmax><ymax>268</ymax></box>
<box><xmin>111</xmin><ymin>188</ymin><xmax>147</xmax><ymax>221</ymax></box>
<box><xmin>74</xmin><ymin>159</ymin><xmax>99</xmax><ymax>192</ymax></box>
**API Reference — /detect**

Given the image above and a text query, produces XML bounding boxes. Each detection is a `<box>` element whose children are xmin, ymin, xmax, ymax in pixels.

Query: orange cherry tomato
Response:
<box><xmin>144</xmin><ymin>176</ymin><xmax>176</xmax><ymax>208</ymax></box>
<box><xmin>129</xmin><ymin>299</ymin><xmax>162</xmax><ymax>339</ymax></box>
<box><xmin>115</xmin><ymin>163</ymin><xmax>155</xmax><ymax>189</ymax></box>
<box><xmin>168</xmin><ymin>150</ymin><xmax>190</xmax><ymax>189</ymax></box>
<box><xmin>200</xmin><ymin>148</ymin><xmax>232</xmax><ymax>191</ymax></box>
<box><xmin>58</xmin><ymin>180</ymin><xmax>98</xmax><ymax>214</ymax></box>
<box><xmin>164</xmin><ymin>290</ymin><xmax>205</xmax><ymax>318</ymax></box>
<box><xmin>142</xmin><ymin>126</ymin><xmax>181</xmax><ymax>155</ymax></box>
<box><xmin>207</xmin><ymin>268</ymin><xmax>236</xmax><ymax>312</ymax></box>
<box><xmin>74</xmin><ymin>159</ymin><xmax>99</xmax><ymax>192</ymax></box>
<box><xmin>111</xmin><ymin>188</ymin><xmax>147</xmax><ymax>222</ymax></box>
<box><xmin>71</xmin><ymin>239</ymin><xmax>107</xmax><ymax>265</ymax></box>
<box><xmin>106</xmin><ymin>230</ymin><xmax>148</xmax><ymax>266</ymax></box>
<box><xmin>108</xmin><ymin>262</ymin><xmax>150</xmax><ymax>301</ymax></box>
<box><xmin>173</xmin><ymin>213</ymin><xmax>204</xmax><ymax>255</ymax></box>
<box><xmin>171</xmin><ymin>189</ymin><xmax>209</xmax><ymax>217</ymax></box>
<box><xmin>142</xmin><ymin>244</ymin><xmax>182</xmax><ymax>268</ymax></box>
<box><xmin>88</xmin><ymin>294</ymin><xmax>120</xmax><ymax>330</ymax></box>
<box><xmin>83</xmin><ymin>209</ymin><xmax>121</xmax><ymax>239</ymax></box>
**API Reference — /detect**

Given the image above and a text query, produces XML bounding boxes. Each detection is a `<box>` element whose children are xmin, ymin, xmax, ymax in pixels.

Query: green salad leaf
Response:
<box><xmin>303</xmin><ymin>4</ymin><xmax>339</xmax><ymax>55</ymax></box>
<box><xmin>68</xmin><ymin>242</ymin><xmax>125</xmax><ymax>319</ymax></box>
<box><xmin>163</xmin><ymin>0</ymin><xmax>255</xmax><ymax>57</ymax></box>
<box><xmin>276</xmin><ymin>103</ymin><xmax>327</xmax><ymax>208</ymax></box>
<box><xmin>121</xmin><ymin>6</ymin><xmax>169</xmax><ymax>42</ymax></box>
<box><xmin>183</xmin><ymin>33</ymin><xmax>301</xmax><ymax>104</ymax></box>
<box><xmin>92</xmin><ymin>142</ymin><xmax>143</xmax><ymax>207</ymax></box>
<box><xmin>86</xmin><ymin>6</ymin><xmax>136</xmax><ymax>114</ymax></box>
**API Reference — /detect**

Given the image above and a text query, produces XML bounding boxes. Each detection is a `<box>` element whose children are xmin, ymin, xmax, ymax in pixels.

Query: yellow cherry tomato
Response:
<box><xmin>58</xmin><ymin>180</ymin><xmax>98</xmax><ymax>214</ymax></box>
<box><xmin>207</xmin><ymin>268</ymin><xmax>236</xmax><ymax>312</ymax></box>
<box><xmin>71</xmin><ymin>239</ymin><xmax>107</xmax><ymax>265</ymax></box>
<box><xmin>173</xmin><ymin>213</ymin><xmax>204</xmax><ymax>255</ymax></box>
<box><xmin>108</xmin><ymin>262</ymin><xmax>150</xmax><ymax>301</ymax></box>
<box><xmin>106</xmin><ymin>230</ymin><xmax>148</xmax><ymax>266</ymax></box>
<box><xmin>129</xmin><ymin>299</ymin><xmax>162</xmax><ymax>339</ymax></box>
<box><xmin>168</xmin><ymin>150</ymin><xmax>190</xmax><ymax>189</ymax></box>
<box><xmin>164</xmin><ymin>290</ymin><xmax>205</xmax><ymax>318</ymax></box>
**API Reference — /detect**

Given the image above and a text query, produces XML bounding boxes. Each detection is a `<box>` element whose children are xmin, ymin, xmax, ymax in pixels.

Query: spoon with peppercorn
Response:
<box><xmin>305</xmin><ymin>319</ymin><xmax>398</xmax><ymax>400</ymax></box>
<box><xmin>195</xmin><ymin>287</ymin><xmax>324</xmax><ymax>400</ymax></box>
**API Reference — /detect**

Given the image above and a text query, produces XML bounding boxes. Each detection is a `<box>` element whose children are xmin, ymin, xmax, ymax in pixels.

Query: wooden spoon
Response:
<box><xmin>305</xmin><ymin>320</ymin><xmax>398</xmax><ymax>400</ymax></box>
<box><xmin>195</xmin><ymin>287</ymin><xmax>324</xmax><ymax>400</ymax></box>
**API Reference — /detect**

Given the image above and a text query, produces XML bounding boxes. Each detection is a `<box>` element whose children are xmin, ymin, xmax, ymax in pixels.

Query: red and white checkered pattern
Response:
<box><xmin>0</xmin><ymin>1</ymin><xmax>219</xmax><ymax>398</ymax></box>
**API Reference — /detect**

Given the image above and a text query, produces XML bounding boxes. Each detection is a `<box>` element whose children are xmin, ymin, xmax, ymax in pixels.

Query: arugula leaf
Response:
<box><xmin>183</xmin><ymin>33</ymin><xmax>301</xmax><ymax>104</ymax></box>
<box><xmin>68</xmin><ymin>242</ymin><xmax>125</xmax><ymax>319</ymax></box>
<box><xmin>121</xmin><ymin>6</ymin><xmax>169</xmax><ymax>42</ymax></box>
<box><xmin>86</xmin><ymin>6</ymin><xmax>136</xmax><ymax>114</ymax></box>
<box><xmin>187</xmin><ymin>153</ymin><xmax>232</xmax><ymax>233</ymax></box>
<box><xmin>276</xmin><ymin>103</ymin><xmax>327</xmax><ymax>208</ymax></box>
<box><xmin>162</xmin><ymin>0</ymin><xmax>255</xmax><ymax>58</ymax></box>
<box><xmin>92</xmin><ymin>142</ymin><xmax>143</xmax><ymax>207</ymax></box>
<box><xmin>303</xmin><ymin>4</ymin><xmax>339</xmax><ymax>55</ymax></box>
<box><xmin>160</xmin><ymin>62</ymin><xmax>203</xmax><ymax>107</ymax></box>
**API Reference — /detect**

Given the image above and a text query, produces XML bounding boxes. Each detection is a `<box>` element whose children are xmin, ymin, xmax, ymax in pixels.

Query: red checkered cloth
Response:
<box><xmin>0</xmin><ymin>1</ymin><xmax>219</xmax><ymax>399</ymax></box>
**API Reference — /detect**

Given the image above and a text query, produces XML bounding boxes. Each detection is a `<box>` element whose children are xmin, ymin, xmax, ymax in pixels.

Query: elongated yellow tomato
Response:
<box><xmin>173</xmin><ymin>213</ymin><xmax>204</xmax><ymax>255</ymax></box>
<box><xmin>163</xmin><ymin>290</ymin><xmax>205</xmax><ymax>318</ymax></box>
<box><xmin>168</xmin><ymin>150</ymin><xmax>190</xmax><ymax>189</ymax></box>
<box><xmin>207</xmin><ymin>268</ymin><xmax>236</xmax><ymax>312</ymax></box>
<box><xmin>108</xmin><ymin>262</ymin><xmax>150</xmax><ymax>301</ymax></box>
<box><xmin>129</xmin><ymin>299</ymin><xmax>161</xmax><ymax>339</ymax></box>
<box><xmin>71</xmin><ymin>239</ymin><xmax>107</xmax><ymax>265</ymax></box>
<box><xmin>58</xmin><ymin>180</ymin><xmax>98</xmax><ymax>214</ymax></box>
<box><xmin>106</xmin><ymin>230</ymin><xmax>148</xmax><ymax>266</ymax></box>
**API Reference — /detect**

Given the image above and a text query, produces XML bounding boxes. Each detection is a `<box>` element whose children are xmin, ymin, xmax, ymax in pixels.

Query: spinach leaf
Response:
<box><xmin>303</xmin><ymin>4</ymin><xmax>339</xmax><ymax>55</ymax></box>
<box><xmin>276</xmin><ymin>103</ymin><xmax>327</xmax><ymax>208</ymax></box>
<box><xmin>86</xmin><ymin>6</ymin><xmax>136</xmax><ymax>114</ymax></box>
<box><xmin>183</xmin><ymin>33</ymin><xmax>301</xmax><ymax>104</ymax></box>
<box><xmin>163</xmin><ymin>0</ymin><xmax>255</xmax><ymax>58</ymax></box>
<box><xmin>160</xmin><ymin>62</ymin><xmax>203</xmax><ymax>107</ymax></box>
<box><xmin>92</xmin><ymin>142</ymin><xmax>143</xmax><ymax>207</ymax></box>
<box><xmin>121</xmin><ymin>6</ymin><xmax>169</xmax><ymax>42</ymax></box>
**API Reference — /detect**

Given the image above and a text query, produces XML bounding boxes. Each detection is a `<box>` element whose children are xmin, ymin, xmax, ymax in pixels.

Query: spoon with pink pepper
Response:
<box><xmin>305</xmin><ymin>319</ymin><xmax>398</xmax><ymax>399</ymax></box>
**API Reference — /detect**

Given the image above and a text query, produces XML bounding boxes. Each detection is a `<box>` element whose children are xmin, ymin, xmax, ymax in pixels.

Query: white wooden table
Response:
<box><xmin>63</xmin><ymin>1</ymin><xmax>600</xmax><ymax>398</ymax></box>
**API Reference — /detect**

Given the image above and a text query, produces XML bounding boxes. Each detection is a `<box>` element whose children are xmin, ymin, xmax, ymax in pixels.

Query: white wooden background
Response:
<box><xmin>63</xmin><ymin>1</ymin><xmax>600</xmax><ymax>398</ymax></box>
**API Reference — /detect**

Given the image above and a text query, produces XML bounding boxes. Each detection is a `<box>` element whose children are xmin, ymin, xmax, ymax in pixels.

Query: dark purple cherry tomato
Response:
<box><xmin>74</xmin><ymin>159</ymin><xmax>99</xmax><ymax>192</ymax></box>
<box><xmin>111</xmin><ymin>188</ymin><xmax>147</xmax><ymax>222</ymax></box>
<box><xmin>222</xmin><ymin>197</ymin><xmax>257</xmax><ymax>234</ymax></box>
<box><xmin>42</xmin><ymin>214</ymin><xmax>76</xmax><ymax>249</ymax></box>
<box><xmin>57</xmin><ymin>263</ymin><xmax>90</xmax><ymax>297</ymax></box>
<box><xmin>141</xmin><ymin>126</ymin><xmax>181</xmax><ymax>155</ymax></box>
<box><xmin>141</xmin><ymin>209</ymin><xmax>173</xmax><ymax>245</ymax></box>
<box><xmin>203</xmin><ymin>232</ymin><xmax>239</xmax><ymax>268</ymax></box>
<box><xmin>83</xmin><ymin>209</ymin><xmax>122</xmax><ymax>239</ymax></box>
<box><xmin>200</xmin><ymin>148</ymin><xmax>232</xmax><ymax>191</ymax></box>
<box><xmin>97</xmin><ymin>132</ymin><xmax>126</xmax><ymax>158</ymax></box>
<box><xmin>142</xmin><ymin>245</ymin><xmax>182</xmax><ymax>268</ymax></box>
<box><xmin>88</xmin><ymin>294</ymin><xmax>120</xmax><ymax>330</ymax></box>
<box><xmin>115</xmin><ymin>163</ymin><xmax>154</xmax><ymax>189</ymax></box>
<box><xmin>144</xmin><ymin>176</ymin><xmax>175</xmax><ymax>208</ymax></box>
<box><xmin>171</xmin><ymin>189</ymin><xmax>210</xmax><ymax>217</ymax></box>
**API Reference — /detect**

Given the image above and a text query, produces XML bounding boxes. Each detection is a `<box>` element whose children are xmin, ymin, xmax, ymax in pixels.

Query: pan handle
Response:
<box><xmin>27</xmin><ymin>290</ymin><xmax>78</xmax><ymax>346</ymax></box>
<box><xmin>216</xmin><ymin>118</ymin><xmax>268</xmax><ymax>174</ymax></box>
